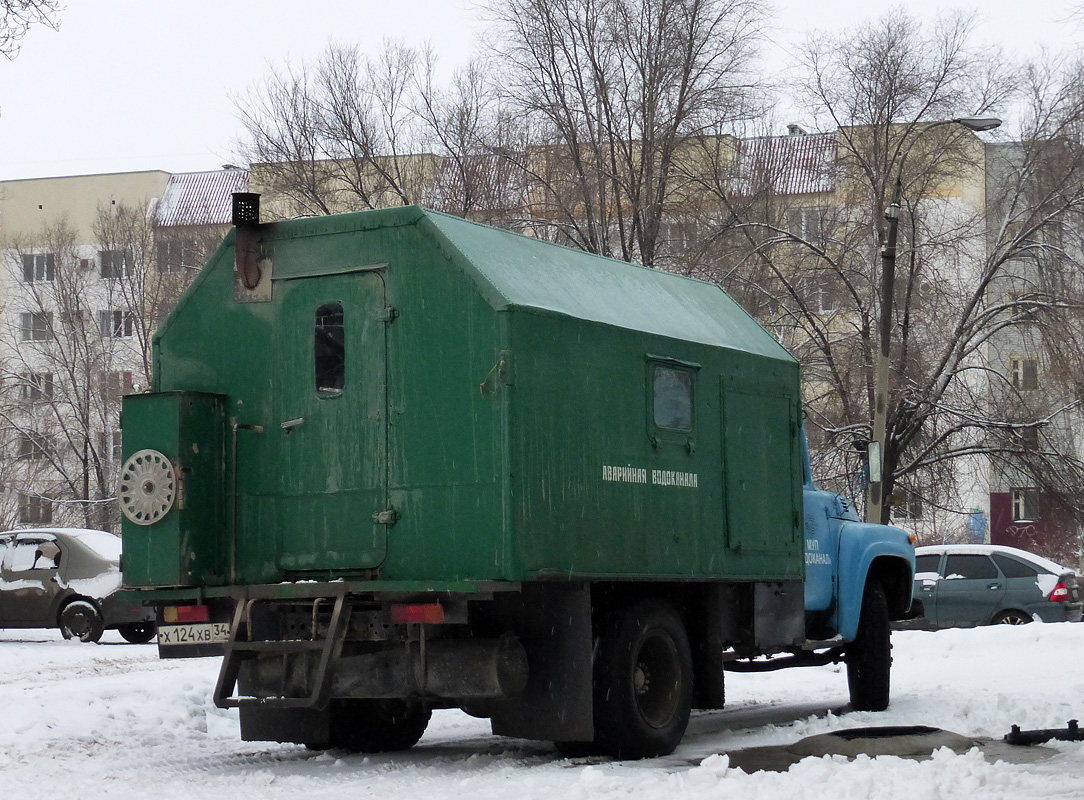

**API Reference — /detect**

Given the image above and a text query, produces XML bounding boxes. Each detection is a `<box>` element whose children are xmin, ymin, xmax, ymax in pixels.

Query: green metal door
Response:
<box><xmin>272</xmin><ymin>271</ymin><xmax>388</xmax><ymax>574</ymax></box>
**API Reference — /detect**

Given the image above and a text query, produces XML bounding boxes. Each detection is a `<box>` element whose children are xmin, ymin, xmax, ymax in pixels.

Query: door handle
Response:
<box><xmin>988</xmin><ymin>582</ymin><xmax>1002</xmax><ymax>590</ymax></box>
<box><xmin>281</xmin><ymin>417</ymin><xmax>304</xmax><ymax>432</ymax></box>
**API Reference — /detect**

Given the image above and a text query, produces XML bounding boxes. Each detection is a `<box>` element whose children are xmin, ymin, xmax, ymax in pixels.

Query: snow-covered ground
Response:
<box><xmin>2</xmin><ymin>623</ymin><xmax>1083</xmax><ymax>799</ymax></box>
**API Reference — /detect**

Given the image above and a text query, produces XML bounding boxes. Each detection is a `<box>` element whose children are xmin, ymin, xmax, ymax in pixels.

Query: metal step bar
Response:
<box><xmin>213</xmin><ymin>595</ymin><xmax>351</xmax><ymax>709</ymax></box>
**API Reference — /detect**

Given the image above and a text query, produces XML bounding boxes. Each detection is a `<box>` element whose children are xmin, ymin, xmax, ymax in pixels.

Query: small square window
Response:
<box><xmin>99</xmin><ymin>310</ymin><xmax>135</xmax><ymax>338</ymax></box>
<box><xmin>652</xmin><ymin>364</ymin><xmax>694</xmax><ymax>432</ymax></box>
<box><xmin>99</xmin><ymin>249</ymin><xmax>133</xmax><ymax>280</ymax></box>
<box><xmin>18</xmin><ymin>494</ymin><xmax>52</xmax><ymax>525</ymax></box>
<box><xmin>22</xmin><ymin>253</ymin><xmax>55</xmax><ymax>283</ymax></box>
<box><xmin>1011</xmin><ymin>487</ymin><xmax>1040</xmax><ymax>522</ymax></box>
<box><xmin>20</xmin><ymin>312</ymin><xmax>52</xmax><ymax>341</ymax></box>
<box><xmin>21</xmin><ymin>372</ymin><xmax>53</xmax><ymax>402</ymax></box>
<box><xmin>1010</xmin><ymin>357</ymin><xmax>1038</xmax><ymax>390</ymax></box>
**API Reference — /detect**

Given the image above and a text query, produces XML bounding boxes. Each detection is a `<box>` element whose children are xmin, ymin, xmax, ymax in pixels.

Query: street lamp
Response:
<box><xmin>866</xmin><ymin>115</ymin><xmax>1001</xmax><ymax>525</ymax></box>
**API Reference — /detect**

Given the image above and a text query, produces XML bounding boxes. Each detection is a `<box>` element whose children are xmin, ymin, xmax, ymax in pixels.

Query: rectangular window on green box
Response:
<box><xmin>652</xmin><ymin>364</ymin><xmax>694</xmax><ymax>432</ymax></box>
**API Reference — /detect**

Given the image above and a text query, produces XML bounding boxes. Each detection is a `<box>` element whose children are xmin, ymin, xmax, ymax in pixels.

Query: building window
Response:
<box><xmin>98</xmin><ymin>430</ymin><xmax>122</xmax><ymax>463</ymax></box>
<box><xmin>787</xmin><ymin>207</ymin><xmax>823</xmax><ymax>246</ymax></box>
<box><xmin>1010</xmin><ymin>357</ymin><xmax>1039</xmax><ymax>390</ymax></box>
<box><xmin>21</xmin><ymin>372</ymin><xmax>53</xmax><ymax>402</ymax></box>
<box><xmin>21</xmin><ymin>253</ymin><xmax>55</xmax><ymax>283</ymax></box>
<box><xmin>99</xmin><ymin>370</ymin><xmax>133</xmax><ymax>404</ymax></box>
<box><xmin>18</xmin><ymin>494</ymin><xmax>52</xmax><ymax>525</ymax></box>
<box><xmin>1015</xmin><ymin>425</ymin><xmax>1040</xmax><ymax>451</ymax></box>
<box><xmin>156</xmin><ymin>237</ymin><xmax>200</xmax><ymax>273</ymax></box>
<box><xmin>99</xmin><ymin>249</ymin><xmax>133</xmax><ymax>280</ymax></box>
<box><xmin>99</xmin><ymin>310</ymin><xmax>135</xmax><ymax>338</ymax></box>
<box><xmin>652</xmin><ymin>364</ymin><xmax>695</xmax><ymax>432</ymax></box>
<box><xmin>797</xmin><ymin>273</ymin><xmax>837</xmax><ymax>314</ymax></box>
<box><xmin>17</xmin><ymin>432</ymin><xmax>50</xmax><ymax>460</ymax></box>
<box><xmin>1011</xmin><ymin>488</ymin><xmax>1040</xmax><ymax>522</ymax></box>
<box><xmin>892</xmin><ymin>490</ymin><xmax>923</xmax><ymax>521</ymax></box>
<box><xmin>1006</xmin><ymin>291</ymin><xmax>1038</xmax><ymax>322</ymax></box>
<box><xmin>20</xmin><ymin>312</ymin><xmax>53</xmax><ymax>341</ymax></box>
<box><xmin>314</xmin><ymin>302</ymin><xmax>345</xmax><ymax>396</ymax></box>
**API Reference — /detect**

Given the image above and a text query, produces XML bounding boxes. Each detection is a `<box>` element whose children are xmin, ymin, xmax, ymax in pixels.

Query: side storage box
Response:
<box><xmin>120</xmin><ymin>391</ymin><xmax>228</xmax><ymax>588</ymax></box>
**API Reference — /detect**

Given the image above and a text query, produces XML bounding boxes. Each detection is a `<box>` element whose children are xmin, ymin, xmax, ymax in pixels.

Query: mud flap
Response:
<box><xmin>487</xmin><ymin>583</ymin><xmax>594</xmax><ymax>742</ymax></box>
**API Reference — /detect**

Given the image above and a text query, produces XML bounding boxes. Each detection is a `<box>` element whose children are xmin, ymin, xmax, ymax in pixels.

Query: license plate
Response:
<box><xmin>157</xmin><ymin>622</ymin><xmax>231</xmax><ymax>646</ymax></box>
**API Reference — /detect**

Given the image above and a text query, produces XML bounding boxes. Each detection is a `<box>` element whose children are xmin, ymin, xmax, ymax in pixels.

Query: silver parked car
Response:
<box><xmin>0</xmin><ymin>528</ymin><xmax>155</xmax><ymax>643</ymax></box>
<box><xmin>910</xmin><ymin>544</ymin><xmax>1083</xmax><ymax>628</ymax></box>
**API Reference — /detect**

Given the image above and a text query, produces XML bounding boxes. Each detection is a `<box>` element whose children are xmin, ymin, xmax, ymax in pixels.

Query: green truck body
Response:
<box><xmin>119</xmin><ymin>202</ymin><xmax>913</xmax><ymax>758</ymax></box>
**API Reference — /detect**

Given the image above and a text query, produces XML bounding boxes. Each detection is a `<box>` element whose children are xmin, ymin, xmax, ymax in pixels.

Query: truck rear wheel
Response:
<box><xmin>592</xmin><ymin>599</ymin><xmax>693</xmax><ymax>759</ymax></box>
<box><xmin>310</xmin><ymin>699</ymin><xmax>431</xmax><ymax>752</ymax></box>
<box><xmin>847</xmin><ymin>581</ymin><xmax>891</xmax><ymax>712</ymax></box>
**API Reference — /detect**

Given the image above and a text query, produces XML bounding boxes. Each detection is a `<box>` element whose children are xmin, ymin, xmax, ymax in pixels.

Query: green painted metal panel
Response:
<box><xmin>120</xmin><ymin>392</ymin><xmax>227</xmax><ymax>587</ymax></box>
<box><xmin>722</xmin><ymin>386</ymin><xmax>800</xmax><ymax>556</ymax></box>
<box><xmin>127</xmin><ymin>206</ymin><xmax>804</xmax><ymax>592</ymax></box>
<box><xmin>269</xmin><ymin>272</ymin><xmax>389</xmax><ymax>574</ymax></box>
<box><xmin>422</xmin><ymin>212</ymin><xmax>794</xmax><ymax>361</ymax></box>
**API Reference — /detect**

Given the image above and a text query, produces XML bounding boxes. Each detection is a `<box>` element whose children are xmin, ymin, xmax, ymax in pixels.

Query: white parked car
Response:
<box><xmin>0</xmin><ymin>528</ymin><xmax>156</xmax><ymax>643</ymax></box>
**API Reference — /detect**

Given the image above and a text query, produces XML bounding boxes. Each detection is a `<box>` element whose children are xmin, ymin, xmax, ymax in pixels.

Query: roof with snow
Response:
<box><xmin>153</xmin><ymin>169</ymin><xmax>249</xmax><ymax>227</ymax></box>
<box><xmin>734</xmin><ymin>131</ymin><xmax>838</xmax><ymax>197</ymax></box>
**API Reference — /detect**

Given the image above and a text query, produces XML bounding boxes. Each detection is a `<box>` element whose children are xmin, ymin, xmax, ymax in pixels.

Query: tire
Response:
<box><xmin>591</xmin><ymin>599</ymin><xmax>693</xmax><ymax>759</ymax></box>
<box><xmin>847</xmin><ymin>581</ymin><xmax>891</xmax><ymax>712</ymax></box>
<box><xmin>59</xmin><ymin>600</ymin><xmax>105</xmax><ymax>644</ymax></box>
<box><xmin>312</xmin><ymin>699</ymin><xmax>431</xmax><ymax>753</ymax></box>
<box><xmin>118</xmin><ymin>622</ymin><xmax>157</xmax><ymax>644</ymax></box>
<box><xmin>993</xmin><ymin>609</ymin><xmax>1032</xmax><ymax>625</ymax></box>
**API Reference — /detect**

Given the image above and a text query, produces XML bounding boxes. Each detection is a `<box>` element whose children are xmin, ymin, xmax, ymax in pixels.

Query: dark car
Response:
<box><xmin>0</xmin><ymin>528</ymin><xmax>156</xmax><ymax>643</ymax></box>
<box><xmin>910</xmin><ymin>544</ymin><xmax>1083</xmax><ymax>629</ymax></box>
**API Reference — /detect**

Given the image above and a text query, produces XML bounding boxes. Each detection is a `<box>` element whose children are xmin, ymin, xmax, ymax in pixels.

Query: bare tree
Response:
<box><xmin>0</xmin><ymin>221</ymin><xmax>122</xmax><ymax>530</ymax></box>
<box><xmin>237</xmin><ymin>40</ymin><xmax>444</xmax><ymax>220</ymax></box>
<box><xmin>94</xmin><ymin>201</ymin><xmax>213</xmax><ymax>388</ymax></box>
<box><xmin>237</xmin><ymin>39</ymin><xmax>527</xmax><ymax>224</ymax></box>
<box><xmin>699</xmin><ymin>13</ymin><xmax>1084</xmax><ymax>559</ymax></box>
<box><xmin>0</xmin><ymin>0</ymin><xmax>59</xmax><ymax>60</ymax></box>
<box><xmin>485</xmin><ymin>0</ymin><xmax>763</xmax><ymax>264</ymax></box>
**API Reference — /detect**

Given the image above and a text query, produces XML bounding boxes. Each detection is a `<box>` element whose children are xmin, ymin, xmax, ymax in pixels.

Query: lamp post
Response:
<box><xmin>866</xmin><ymin>115</ymin><xmax>1001</xmax><ymax>525</ymax></box>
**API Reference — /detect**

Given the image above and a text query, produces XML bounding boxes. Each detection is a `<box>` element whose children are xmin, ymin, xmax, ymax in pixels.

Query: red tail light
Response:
<box><xmin>163</xmin><ymin>604</ymin><xmax>211</xmax><ymax>623</ymax></box>
<box><xmin>1050</xmin><ymin>582</ymin><xmax>1069</xmax><ymax>602</ymax></box>
<box><xmin>390</xmin><ymin>603</ymin><xmax>445</xmax><ymax>624</ymax></box>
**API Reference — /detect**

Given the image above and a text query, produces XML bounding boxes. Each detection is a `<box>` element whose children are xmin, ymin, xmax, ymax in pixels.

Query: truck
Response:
<box><xmin>118</xmin><ymin>197</ymin><xmax>915</xmax><ymax>759</ymax></box>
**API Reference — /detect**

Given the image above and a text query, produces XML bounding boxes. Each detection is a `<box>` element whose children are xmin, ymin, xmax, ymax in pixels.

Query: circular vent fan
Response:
<box><xmin>118</xmin><ymin>449</ymin><xmax>176</xmax><ymax>526</ymax></box>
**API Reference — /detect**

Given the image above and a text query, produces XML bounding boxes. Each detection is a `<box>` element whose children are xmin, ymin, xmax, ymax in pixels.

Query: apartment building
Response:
<box><xmin>0</xmin><ymin>168</ymin><xmax>247</xmax><ymax>531</ymax></box>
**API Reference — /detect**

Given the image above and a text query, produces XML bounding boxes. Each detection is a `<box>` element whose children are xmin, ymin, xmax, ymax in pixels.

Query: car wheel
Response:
<box><xmin>993</xmin><ymin>609</ymin><xmax>1032</xmax><ymax>625</ymax></box>
<box><xmin>847</xmin><ymin>581</ymin><xmax>891</xmax><ymax>712</ymax></box>
<box><xmin>591</xmin><ymin>599</ymin><xmax>693</xmax><ymax>759</ymax></box>
<box><xmin>59</xmin><ymin>600</ymin><xmax>104</xmax><ymax>644</ymax></box>
<box><xmin>118</xmin><ymin>622</ymin><xmax>157</xmax><ymax>644</ymax></box>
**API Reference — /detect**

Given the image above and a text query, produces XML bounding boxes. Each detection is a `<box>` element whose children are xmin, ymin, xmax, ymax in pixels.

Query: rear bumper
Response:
<box><xmin>1031</xmin><ymin>601</ymin><xmax>1082</xmax><ymax>623</ymax></box>
<box><xmin>100</xmin><ymin>593</ymin><xmax>156</xmax><ymax>627</ymax></box>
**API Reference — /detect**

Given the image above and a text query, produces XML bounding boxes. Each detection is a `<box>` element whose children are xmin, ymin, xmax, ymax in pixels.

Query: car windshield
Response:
<box><xmin>70</xmin><ymin>530</ymin><xmax>122</xmax><ymax>561</ymax></box>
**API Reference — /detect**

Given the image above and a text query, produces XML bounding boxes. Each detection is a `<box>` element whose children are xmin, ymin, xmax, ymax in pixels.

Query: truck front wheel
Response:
<box><xmin>847</xmin><ymin>581</ymin><xmax>891</xmax><ymax>712</ymax></box>
<box><xmin>309</xmin><ymin>699</ymin><xmax>431</xmax><ymax>752</ymax></box>
<box><xmin>592</xmin><ymin>599</ymin><xmax>693</xmax><ymax>759</ymax></box>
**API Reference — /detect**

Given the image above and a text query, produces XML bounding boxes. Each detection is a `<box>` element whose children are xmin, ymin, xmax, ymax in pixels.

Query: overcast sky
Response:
<box><xmin>0</xmin><ymin>0</ymin><xmax>1079</xmax><ymax>182</ymax></box>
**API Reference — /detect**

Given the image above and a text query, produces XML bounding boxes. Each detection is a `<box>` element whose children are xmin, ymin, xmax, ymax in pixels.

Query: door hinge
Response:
<box><xmin>372</xmin><ymin>508</ymin><xmax>399</xmax><ymax>526</ymax></box>
<box><xmin>377</xmin><ymin>306</ymin><xmax>399</xmax><ymax>324</ymax></box>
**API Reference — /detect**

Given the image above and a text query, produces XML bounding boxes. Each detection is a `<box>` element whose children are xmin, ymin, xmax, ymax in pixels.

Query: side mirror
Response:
<box><xmin>867</xmin><ymin>441</ymin><xmax>882</xmax><ymax>484</ymax></box>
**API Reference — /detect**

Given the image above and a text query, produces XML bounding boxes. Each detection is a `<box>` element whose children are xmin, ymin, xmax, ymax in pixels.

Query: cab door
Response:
<box><xmin>272</xmin><ymin>270</ymin><xmax>389</xmax><ymax>574</ymax></box>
